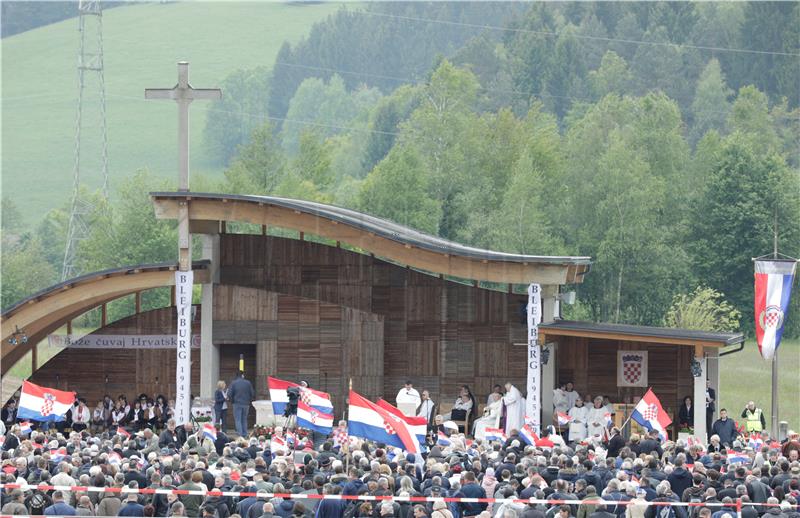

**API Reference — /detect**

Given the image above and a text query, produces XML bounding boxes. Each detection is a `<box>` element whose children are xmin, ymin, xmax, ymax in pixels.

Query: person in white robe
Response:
<box><xmin>503</xmin><ymin>383</ymin><xmax>526</xmax><ymax>434</ymax></box>
<box><xmin>553</xmin><ymin>387</ymin><xmax>570</xmax><ymax>416</ymax></box>
<box><xmin>567</xmin><ymin>397</ymin><xmax>589</xmax><ymax>443</ymax></box>
<box><xmin>396</xmin><ymin>381</ymin><xmax>421</xmax><ymax>411</ymax></box>
<box><xmin>563</xmin><ymin>382</ymin><xmax>579</xmax><ymax>409</ymax></box>
<box><xmin>417</xmin><ymin>390</ymin><xmax>435</xmax><ymax>422</ymax></box>
<box><xmin>473</xmin><ymin>393</ymin><xmax>503</xmax><ymax>440</ymax></box>
<box><xmin>586</xmin><ymin>396</ymin><xmax>609</xmax><ymax>438</ymax></box>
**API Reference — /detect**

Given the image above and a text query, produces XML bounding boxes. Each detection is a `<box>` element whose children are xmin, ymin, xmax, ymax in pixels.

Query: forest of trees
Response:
<box><xmin>3</xmin><ymin>2</ymin><xmax>799</xmax><ymax>337</ymax></box>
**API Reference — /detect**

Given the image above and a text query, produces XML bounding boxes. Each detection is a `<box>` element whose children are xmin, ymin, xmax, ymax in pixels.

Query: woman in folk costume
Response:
<box><xmin>503</xmin><ymin>383</ymin><xmax>526</xmax><ymax>434</ymax></box>
<box><xmin>567</xmin><ymin>397</ymin><xmax>589</xmax><ymax>443</ymax></box>
<box><xmin>586</xmin><ymin>396</ymin><xmax>609</xmax><ymax>439</ymax></box>
<box><xmin>473</xmin><ymin>393</ymin><xmax>503</xmax><ymax>440</ymax></box>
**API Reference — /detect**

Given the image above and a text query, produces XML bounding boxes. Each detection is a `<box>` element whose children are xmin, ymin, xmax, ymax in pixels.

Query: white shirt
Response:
<box><xmin>396</xmin><ymin>387</ymin><xmax>421</xmax><ymax>407</ymax></box>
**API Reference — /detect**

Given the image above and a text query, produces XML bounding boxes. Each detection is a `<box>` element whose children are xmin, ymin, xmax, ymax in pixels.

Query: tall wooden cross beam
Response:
<box><xmin>145</xmin><ymin>62</ymin><xmax>221</xmax><ymax>425</ymax></box>
<box><xmin>145</xmin><ymin>61</ymin><xmax>221</xmax><ymax>271</ymax></box>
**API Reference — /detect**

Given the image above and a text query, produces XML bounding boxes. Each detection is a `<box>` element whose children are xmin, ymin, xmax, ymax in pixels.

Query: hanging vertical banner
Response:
<box><xmin>754</xmin><ymin>260</ymin><xmax>796</xmax><ymax>360</ymax></box>
<box><xmin>175</xmin><ymin>270</ymin><xmax>194</xmax><ymax>425</ymax></box>
<box><xmin>526</xmin><ymin>283</ymin><xmax>542</xmax><ymax>434</ymax></box>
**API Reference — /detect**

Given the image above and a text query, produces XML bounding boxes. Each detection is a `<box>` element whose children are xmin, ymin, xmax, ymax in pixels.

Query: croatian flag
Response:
<box><xmin>17</xmin><ymin>381</ymin><xmax>75</xmax><ymax>423</ymax></box>
<box><xmin>202</xmin><ymin>423</ymin><xmax>217</xmax><ymax>441</ymax></box>
<box><xmin>19</xmin><ymin>421</ymin><xmax>32</xmax><ymax>435</ymax></box>
<box><xmin>117</xmin><ymin>428</ymin><xmax>131</xmax><ymax>439</ymax></box>
<box><xmin>49</xmin><ymin>447</ymin><xmax>67</xmax><ymax>462</ymax></box>
<box><xmin>347</xmin><ymin>390</ymin><xmax>420</xmax><ymax>454</ymax></box>
<box><xmin>754</xmin><ymin>260</ymin><xmax>796</xmax><ymax>360</ymax></box>
<box><xmin>270</xmin><ymin>435</ymin><xmax>288</xmax><ymax>454</ymax></box>
<box><xmin>297</xmin><ymin>400</ymin><xmax>334</xmax><ymax>434</ymax></box>
<box><xmin>631</xmin><ymin>388</ymin><xmax>672</xmax><ymax>440</ymax></box>
<box><xmin>268</xmin><ymin>377</ymin><xmax>333</xmax><ymax>416</ymax></box>
<box><xmin>332</xmin><ymin>427</ymin><xmax>348</xmax><ymax>448</ymax></box>
<box><xmin>437</xmin><ymin>431</ymin><xmax>452</xmax><ymax>446</ymax></box>
<box><xmin>484</xmin><ymin>428</ymin><xmax>507</xmax><ymax>443</ymax></box>
<box><xmin>726</xmin><ymin>450</ymin><xmax>750</xmax><ymax>465</ymax></box>
<box><xmin>557</xmin><ymin>412</ymin><xmax>573</xmax><ymax>426</ymax></box>
<box><xmin>376</xmin><ymin>399</ymin><xmax>428</xmax><ymax>444</ymax></box>
<box><xmin>520</xmin><ymin>424</ymin><xmax>539</xmax><ymax>446</ymax></box>
<box><xmin>603</xmin><ymin>413</ymin><xmax>613</xmax><ymax>427</ymax></box>
<box><xmin>286</xmin><ymin>430</ymin><xmax>297</xmax><ymax>446</ymax></box>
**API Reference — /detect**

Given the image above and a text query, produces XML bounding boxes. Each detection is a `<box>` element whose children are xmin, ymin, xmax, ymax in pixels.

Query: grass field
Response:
<box><xmin>718</xmin><ymin>338</ymin><xmax>800</xmax><ymax>430</ymax></box>
<box><xmin>2</xmin><ymin>1</ymin><xmax>345</xmax><ymax>223</ymax></box>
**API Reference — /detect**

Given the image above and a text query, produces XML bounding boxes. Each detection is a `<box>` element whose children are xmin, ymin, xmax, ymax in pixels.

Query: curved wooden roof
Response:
<box><xmin>1</xmin><ymin>261</ymin><xmax>209</xmax><ymax>376</ymax></box>
<box><xmin>151</xmin><ymin>192</ymin><xmax>592</xmax><ymax>285</ymax></box>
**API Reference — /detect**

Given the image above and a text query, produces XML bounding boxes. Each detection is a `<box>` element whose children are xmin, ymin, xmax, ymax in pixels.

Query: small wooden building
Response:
<box><xmin>539</xmin><ymin>320</ymin><xmax>744</xmax><ymax>439</ymax></box>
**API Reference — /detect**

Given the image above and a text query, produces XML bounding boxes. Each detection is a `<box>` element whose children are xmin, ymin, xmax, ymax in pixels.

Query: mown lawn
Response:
<box><xmin>719</xmin><ymin>337</ymin><xmax>799</xmax><ymax>430</ymax></box>
<box><xmin>2</xmin><ymin>1</ymin><xmax>345</xmax><ymax>222</ymax></box>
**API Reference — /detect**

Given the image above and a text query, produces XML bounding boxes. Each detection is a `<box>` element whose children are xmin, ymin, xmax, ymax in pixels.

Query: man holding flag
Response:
<box><xmin>631</xmin><ymin>388</ymin><xmax>672</xmax><ymax>441</ymax></box>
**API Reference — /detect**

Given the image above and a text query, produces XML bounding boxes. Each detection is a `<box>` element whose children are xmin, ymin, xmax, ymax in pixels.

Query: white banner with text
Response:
<box><xmin>526</xmin><ymin>283</ymin><xmax>542</xmax><ymax>434</ymax></box>
<box><xmin>48</xmin><ymin>334</ymin><xmax>200</xmax><ymax>349</ymax></box>
<box><xmin>175</xmin><ymin>270</ymin><xmax>194</xmax><ymax>425</ymax></box>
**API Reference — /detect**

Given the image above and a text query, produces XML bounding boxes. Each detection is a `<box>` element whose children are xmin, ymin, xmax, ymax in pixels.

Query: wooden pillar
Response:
<box><xmin>170</xmin><ymin>285</ymin><xmax>176</xmax><ymax>306</ymax></box>
<box><xmin>66</xmin><ymin>320</ymin><xmax>73</xmax><ymax>334</ymax></box>
<box><xmin>299</xmin><ymin>231</ymin><xmax>304</xmax><ymax>241</ymax></box>
<box><xmin>221</xmin><ymin>221</ymin><xmax>227</xmax><ymax>234</ymax></box>
<box><xmin>135</xmin><ymin>291</ymin><xmax>142</xmax><ymax>314</ymax></box>
<box><xmin>262</xmin><ymin>225</ymin><xmax>267</xmax><ymax>236</ymax></box>
<box><xmin>101</xmin><ymin>303</ymin><xmax>107</xmax><ymax>327</ymax></box>
<box><xmin>255</xmin><ymin>340</ymin><xmax>278</xmax><ymax>399</ymax></box>
<box><xmin>32</xmin><ymin>342</ymin><xmax>38</xmax><ymax>371</ymax></box>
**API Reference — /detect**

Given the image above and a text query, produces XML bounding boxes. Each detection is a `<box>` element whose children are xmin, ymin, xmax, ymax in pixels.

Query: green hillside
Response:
<box><xmin>2</xmin><ymin>1</ymin><xmax>344</xmax><ymax>223</ymax></box>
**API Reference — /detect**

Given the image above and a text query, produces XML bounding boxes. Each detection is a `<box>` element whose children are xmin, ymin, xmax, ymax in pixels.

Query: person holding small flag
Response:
<box><xmin>567</xmin><ymin>398</ymin><xmax>589</xmax><ymax>443</ymax></box>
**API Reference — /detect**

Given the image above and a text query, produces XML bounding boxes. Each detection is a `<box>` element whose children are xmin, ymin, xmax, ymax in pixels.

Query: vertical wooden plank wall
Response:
<box><xmin>218</xmin><ymin>234</ymin><xmax>529</xmax><ymax>409</ymax></box>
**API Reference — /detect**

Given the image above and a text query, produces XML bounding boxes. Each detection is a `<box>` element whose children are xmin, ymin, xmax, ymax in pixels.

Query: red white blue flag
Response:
<box><xmin>519</xmin><ymin>424</ymin><xmax>539</xmax><ymax>446</ymax></box>
<box><xmin>754</xmin><ymin>260</ymin><xmax>796</xmax><ymax>360</ymax></box>
<box><xmin>347</xmin><ymin>390</ymin><xmax>420</xmax><ymax>454</ymax></box>
<box><xmin>376</xmin><ymin>399</ymin><xmax>428</xmax><ymax>444</ymax></box>
<box><xmin>631</xmin><ymin>388</ymin><xmax>672</xmax><ymax>440</ymax></box>
<box><xmin>437</xmin><ymin>431</ymin><xmax>452</xmax><ymax>446</ymax></box>
<box><xmin>268</xmin><ymin>377</ymin><xmax>333</xmax><ymax>416</ymax></box>
<box><xmin>202</xmin><ymin>423</ymin><xmax>217</xmax><ymax>441</ymax></box>
<box><xmin>556</xmin><ymin>412</ymin><xmax>572</xmax><ymax>426</ymax></box>
<box><xmin>17</xmin><ymin>381</ymin><xmax>75</xmax><ymax>423</ymax></box>
<box><xmin>484</xmin><ymin>428</ymin><xmax>507</xmax><ymax>443</ymax></box>
<box><xmin>297</xmin><ymin>400</ymin><xmax>334</xmax><ymax>434</ymax></box>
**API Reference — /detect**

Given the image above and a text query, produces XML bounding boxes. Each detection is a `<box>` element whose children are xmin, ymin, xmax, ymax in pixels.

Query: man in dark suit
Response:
<box><xmin>706</xmin><ymin>379</ymin><xmax>716</xmax><ymax>440</ymax></box>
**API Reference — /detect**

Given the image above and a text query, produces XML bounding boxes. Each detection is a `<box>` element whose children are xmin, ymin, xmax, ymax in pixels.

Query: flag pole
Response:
<box><xmin>344</xmin><ymin>377</ymin><xmax>352</xmax><ymax>473</ymax></box>
<box><xmin>771</xmin><ymin>209</ymin><xmax>779</xmax><ymax>437</ymax></box>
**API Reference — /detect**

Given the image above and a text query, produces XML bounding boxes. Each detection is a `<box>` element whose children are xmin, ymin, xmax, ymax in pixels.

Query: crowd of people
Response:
<box><xmin>1</xmin><ymin>384</ymin><xmax>799</xmax><ymax>518</ymax></box>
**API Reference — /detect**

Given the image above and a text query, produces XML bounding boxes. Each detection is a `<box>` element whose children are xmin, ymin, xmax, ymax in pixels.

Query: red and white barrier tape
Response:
<box><xmin>0</xmin><ymin>483</ymin><xmax>797</xmax><ymax>509</ymax></box>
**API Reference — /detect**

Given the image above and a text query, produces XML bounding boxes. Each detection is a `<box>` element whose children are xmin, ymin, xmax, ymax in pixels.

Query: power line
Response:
<box><xmin>357</xmin><ymin>10</ymin><xmax>800</xmax><ymax>58</ymax></box>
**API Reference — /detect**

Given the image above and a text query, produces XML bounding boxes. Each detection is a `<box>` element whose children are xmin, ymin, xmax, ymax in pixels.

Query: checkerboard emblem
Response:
<box><xmin>642</xmin><ymin>403</ymin><xmax>658</xmax><ymax>421</ymax></box>
<box><xmin>759</xmin><ymin>305</ymin><xmax>784</xmax><ymax>331</ymax></box>
<box><xmin>41</xmin><ymin>393</ymin><xmax>56</xmax><ymax>417</ymax></box>
<box><xmin>622</xmin><ymin>354</ymin><xmax>644</xmax><ymax>384</ymax></box>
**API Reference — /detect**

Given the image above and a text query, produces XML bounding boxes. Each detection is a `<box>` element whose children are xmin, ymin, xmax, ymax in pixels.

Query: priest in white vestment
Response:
<box><xmin>396</xmin><ymin>381</ymin><xmax>421</xmax><ymax>411</ymax></box>
<box><xmin>503</xmin><ymin>383</ymin><xmax>526</xmax><ymax>433</ymax></box>
<box><xmin>473</xmin><ymin>393</ymin><xmax>503</xmax><ymax>440</ymax></box>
